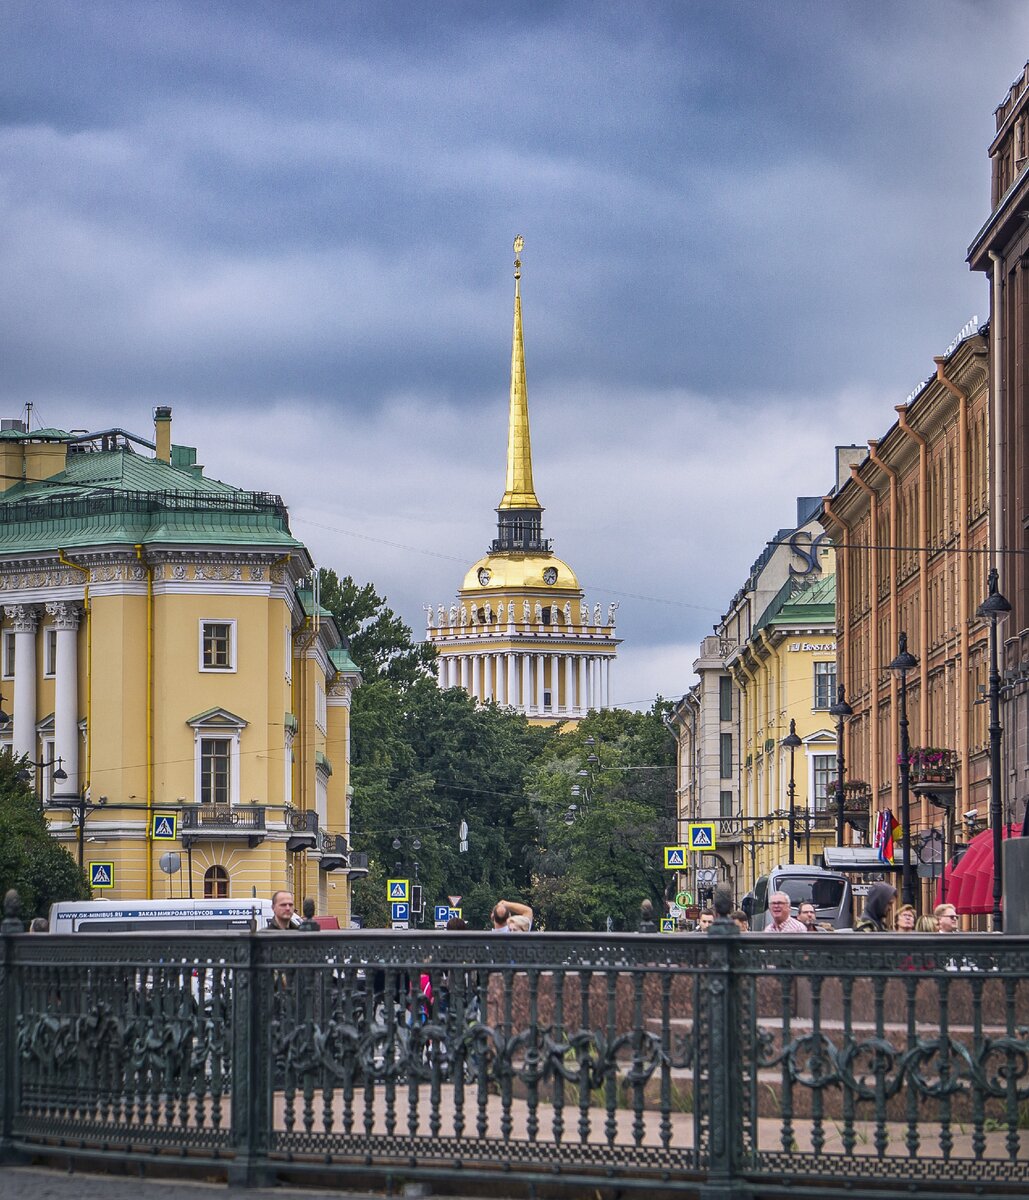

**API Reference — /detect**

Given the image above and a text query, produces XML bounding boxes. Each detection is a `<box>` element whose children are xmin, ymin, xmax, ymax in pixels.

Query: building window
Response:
<box><xmin>813</xmin><ymin>661</ymin><xmax>836</xmax><ymax>710</ymax></box>
<box><xmin>199</xmin><ymin>620</ymin><xmax>236</xmax><ymax>672</ymax></box>
<box><xmin>813</xmin><ymin>754</ymin><xmax>834</xmax><ymax>810</ymax></box>
<box><xmin>284</xmin><ymin>624</ymin><xmax>292</xmax><ymax>683</ymax></box>
<box><xmin>720</xmin><ymin>789</ymin><xmax>733</xmax><ymax>818</ymax></box>
<box><xmin>43</xmin><ymin>628</ymin><xmax>57</xmax><ymax>678</ymax></box>
<box><xmin>200</xmin><ymin>737</ymin><xmax>231</xmax><ymax>805</ymax></box>
<box><xmin>204</xmin><ymin>865</ymin><xmax>229</xmax><ymax>898</ymax></box>
<box><xmin>2</xmin><ymin>631</ymin><xmax>14</xmax><ymax>679</ymax></box>
<box><xmin>719</xmin><ymin>733</ymin><xmax>733</xmax><ymax>779</ymax></box>
<box><xmin>315</xmin><ymin>680</ymin><xmax>327</xmax><ymax>733</ymax></box>
<box><xmin>719</xmin><ymin>675</ymin><xmax>732</xmax><ymax>721</ymax></box>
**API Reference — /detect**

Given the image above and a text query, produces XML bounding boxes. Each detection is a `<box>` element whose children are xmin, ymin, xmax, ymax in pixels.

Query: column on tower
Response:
<box><xmin>506</xmin><ymin>651</ymin><xmax>516</xmax><ymax>707</ymax></box>
<box><xmin>483</xmin><ymin>652</ymin><xmax>493</xmax><ymax>702</ymax></box>
<box><xmin>576</xmin><ymin>656</ymin><xmax>586</xmax><ymax>717</ymax></box>
<box><xmin>535</xmin><ymin>653</ymin><xmax>546</xmax><ymax>714</ymax></box>
<box><xmin>47</xmin><ymin>602</ymin><xmax>80</xmax><ymax>797</ymax></box>
<box><xmin>449</xmin><ymin>656</ymin><xmax>459</xmax><ymax>689</ymax></box>
<box><xmin>460</xmin><ymin>655</ymin><xmax>470</xmax><ymax>692</ymax></box>
<box><xmin>603</xmin><ymin>657</ymin><xmax>611</xmax><ymax>709</ymax></box>
<box><xmin>562</xmin><ymin>656</ymin><xmax>571</xmax><ymax>715</ymax></box>
<box><xmin>550</xmin><ymin>653</ymin><xmax>560</xmax><ymax>714</ymax></box>
<box><xmin>6</xmin><ymin>605</ymin><xmax>38</xmax><ymax>760</ymax></box>
<box><xmin>471</xmin><ymin>655</ymin><xmax>481</xmax><ymax>701</ymax></box>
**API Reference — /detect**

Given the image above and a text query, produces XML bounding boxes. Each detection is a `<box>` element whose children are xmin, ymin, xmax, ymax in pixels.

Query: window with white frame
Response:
<box><xmin>284</xmin><ymin>624</ymin><xmax>292</xmax><ymax>683</ymax></box>
<box><xmin>813</xmin><ymin>661</ymin><xmax>836</xmax><ymax>710</ymax></box>
<box><xmin>2</xmin><ymin>631</ymin><xmax>14</xmax><ymax>679</ymax></box>
<box><xmin>188</xmin><ymin>708</ymin><xmax>247</xmax><ymax>808</ymax></box>
<box><xmin>812</xmin><ymin>754</ymin><xmax>834</xmax><ymax>810</ymax></box>
<box><xmin>315</xmin><ymin>680</ymin><xmax>327</xmax><ymax>733</ymax></box>
<box><xmin>199</xmin><ymin>620</ymin><xmax>236</xmax><ymax>672</ymax></box>
<box><xmin>43</xmin><ymin>628</ymin><xmax>57</xmax><ymax>678</ymax></box>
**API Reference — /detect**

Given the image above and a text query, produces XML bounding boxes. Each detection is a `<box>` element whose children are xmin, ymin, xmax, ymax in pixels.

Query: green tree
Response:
<box><xmin>0</xmin><ymin>753</ymin><xmax>90</xmax><ymax>919</ymax></box>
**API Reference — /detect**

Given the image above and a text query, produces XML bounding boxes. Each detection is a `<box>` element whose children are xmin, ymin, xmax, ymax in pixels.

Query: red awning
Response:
<box><xmin>937</xmin><ymin>824</ymin><xmax>1019</xmax><ymax>915</ymax></box>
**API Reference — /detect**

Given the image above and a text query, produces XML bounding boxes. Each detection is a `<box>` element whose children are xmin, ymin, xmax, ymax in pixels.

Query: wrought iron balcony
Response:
<box><xmin>285</xmin><ymin>808</ymin><xmax>318</xmax><ymax>853</ymax></box>
<box><xmin>314</xmin><ymin>830</ymin><xmax>349</xmax><ymax>871</ymax></box>
<box><xmin>180</xmin><ymin>804</ymin><xmax>266</xmax><ymax>847</ymax></box>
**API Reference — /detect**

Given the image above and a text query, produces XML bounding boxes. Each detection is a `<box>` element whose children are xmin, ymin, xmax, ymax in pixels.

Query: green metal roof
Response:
<box><xmin>329</xmin><ymin>646</ymin><xmax>361</xmax><ymax>676</ymax></box>
<box><xmin>0</xmin><ymin>427</ymin><xmax>75</xmax><ymax>441</ymax></box>
<box><xmin>761</xmin><ymin>572</ymin><xmax>836</xmax><ymax>630</ymax></box>
<box><xmin>0</xmin><ymin>448</ymin><xmax>301</xmax><ymax>554</ymax></box>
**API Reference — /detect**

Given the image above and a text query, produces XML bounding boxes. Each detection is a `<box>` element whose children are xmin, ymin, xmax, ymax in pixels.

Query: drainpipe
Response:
<box><xmin>934</xmin><ymin>357</ymin><xmax>972</xmax><ymax>818</ymax></box>
<box><xmin>134</xmin><ymin>545</ymin><xmax>155</xmax><ymax>899</ymax></box>
<box><xmin>848</xmin><ymin>469</ymin><xmax>884</xmax><ymax>809</ymax></box>
<box><xmin>821</xmin><ymin>497</ymin><xmax>850</xmax><ymax>694</ymax></box>
<box><xmin>867</xmin><ymin>438</ymin><xmax>900</xmax><ymax>714</ymax></box>
<box><xmin>895</xmin><ymin>406</ymin><xmax>931</xmax><ymax>747</ymax></box>
<box><xmin>56</xmin><ymin>551</ymin><xmax>91</xmax><ymax>810</ymax></box>
<box><xmin>988</xmin><ymin>253</ymin><xmax>1004</xmax><ymax>571</ymax></box>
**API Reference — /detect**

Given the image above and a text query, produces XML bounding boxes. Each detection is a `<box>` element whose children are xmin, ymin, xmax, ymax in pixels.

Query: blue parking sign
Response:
<box><xmin>391</xmin><ymin>902</ymin><xmax>410</xmax><ymax>922</ymax></box>
<box><xmin>434</xmin><ymin>905</ymin><xmax>450</xmax><ymax>922</ymax></box>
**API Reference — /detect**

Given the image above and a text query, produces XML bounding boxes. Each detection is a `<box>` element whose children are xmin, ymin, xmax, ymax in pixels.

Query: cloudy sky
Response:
<box><xmin>3</xmin><ymin>1</ymin><xmax>1027</xmax><ymax>707</ymax></box>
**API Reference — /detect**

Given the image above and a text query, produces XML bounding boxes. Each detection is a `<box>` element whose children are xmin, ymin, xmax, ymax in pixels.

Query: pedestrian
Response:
<box><xmin>765</xmin><ymin>891</ymin><xmax>807</xmax><ymax>933</ymax></box>
<box><xmin>445</xmin><ymin>916</ymin><xmax>468</xmax><ymax>930</ymax></box>
<box><xmin>28</xmin><ymin>916</ymin><xmax>48</xmax><ymax>933</ymax></box>
<box><xmin>490</xmin><ymin>898</ymin><xmax>533</xmax><ymax>932</ymax></box>
<box><xmin>697</xmin><ymin>909</ymin><xmax>715</xmax><ymax>932</ymax></box>
<box><xmin>933</xmin><ymin>903</ymin><xmax>959</xmax><ymax>932</ymax></box>
<box><xmin>854</xmin><ymin>882</ymin><xmax>897</xmax><ymax>931</ymax></box>
<box><xmin>914</xmin><ymin>915</ymin><xmax>938</xmax><ymax>932</ymax></box>
<box><xmin>297</xmin><ymin>897</ymin><xmax>320</xmax><ymax>931</ymax></box>
<box><xmin>508</xmin><ymin>914</ymin><xmax>532</xmax><ymax>932</ymax></box>
<box><xmin>730</xmin><ymin>909</ymin><xmax>749</xmax><ymax>932</ymax></box>
<box><xmin>638</xmin><ymin>898</ymin><xmax>658</xmax><ymax>933</ymax></box>
<box><xmin>267</xmin><ymin>889</ymin><xmax>296</xmax><ymax>930</ymax></box>
<box><xmin>894</xmin><ymin>903</ymin><xmax>916</xmax><ymax>932</ymax></box>
<box><xmin>797</xmin><ymin>901</ymin><xmax>820</xmax><ymax>931</ymax></box>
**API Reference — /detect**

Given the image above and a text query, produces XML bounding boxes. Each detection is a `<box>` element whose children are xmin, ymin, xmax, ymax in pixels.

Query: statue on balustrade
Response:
<box><xmin>534</xmin><ymin>601</ymin><xmax>543</xmax><ymax>623</ymax></box>
<box><xmin>580</xmin><ymin>602</ymin><xmax>590</xmax><ymax>626</ymax></box>
<box><xmin>484</xmin><ymin>601</ymin><xmax>493</xmax><ymax>625</ymax></box>
<box><xmin>423</xmin><ymin>605</ymin><xmax>434</xmax><ymax>628</ymax></box>
<box><xmin>508</xmin><ymin>601</ymin><xmax>516</xmax><ymax>623</ymax></box>
<box><xmin>550</xmin><ymin>604</ymin><xmax>560</xmax><ymax>625</ymax></box>
<box><xmin>523</xmin><ymin>600</ymin><xmax>531</xmax><ymax>623</ymax></box>
<box><xmin>594</xmin><ymin>603</ymin><xmax>602</xmax><ymax>625</ymax></box>
<box><xmin>564</xmin><ymin>601</ymin><xmax>571</xmax><ymax>625</ymax></box>
<box><xmin>460</xmin><ymin>604</ymin><xmax>468</xmax><ymax>627</ymax></box>
<box><xmin>449</xmin><ymin>604</ymin><xmax>458</xmax><ymax>626</ymax></box>
<box><xmin>607</xmin><ymin>601</ymin><xmax>619</xmax><ymax>626</ymax></box>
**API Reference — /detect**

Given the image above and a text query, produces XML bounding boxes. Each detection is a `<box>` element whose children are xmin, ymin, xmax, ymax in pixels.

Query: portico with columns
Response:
<box><xmin>426</xmin><ymin>238</ymin><xmax>620</xmax><ymax>724</ymax></box>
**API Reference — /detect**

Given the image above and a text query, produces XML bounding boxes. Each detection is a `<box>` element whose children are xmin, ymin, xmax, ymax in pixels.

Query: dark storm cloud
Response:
<box><xmin>3</xmin><ymin>0</ymin><xmax>1029</xmax><ymax>703</ymax></box>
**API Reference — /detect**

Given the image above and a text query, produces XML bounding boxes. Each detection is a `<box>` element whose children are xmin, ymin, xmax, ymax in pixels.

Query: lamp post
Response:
<box><xmin>976</xmin><ymin>567</ymin><xmax>1011</xmax><ymax>932</ymax></box>
<box><xmin>828</xmin><ymin>685</ymin><xmax>854</xmax><ymax>847</ymax></box>
<box><xmin>889</xmin><ymin>632</ymin><xmax>919</xmax><ymax>908</ymax></box>
<box><xmin>782</xmin><ymin>719</ymin><xmax>802</xmax><ymax>866</ymax></box>
<box><xmin>18</xmin><ymin>755</ymin><xmax>68</xmax><ymax>812</ymax></box>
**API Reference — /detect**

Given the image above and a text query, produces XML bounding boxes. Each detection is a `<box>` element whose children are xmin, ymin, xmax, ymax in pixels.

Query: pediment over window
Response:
<box><xmin>186</xmin><ymin>707</ymin><xmax>248</xmax><ymax>730</ymax></box>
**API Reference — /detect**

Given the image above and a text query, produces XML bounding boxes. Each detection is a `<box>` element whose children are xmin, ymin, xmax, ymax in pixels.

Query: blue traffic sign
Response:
<box><xmin>391</xmin><ymin>902</ymin><xmax>410</xmax><ymax>922</ymax></box>
<box><xmin>688</xmin><ymin>822</ymin><xmax>717</xmax><ymax>850</ymax></box>
<box><xmin>434</xmin><ymin>905</ymin><xmax>450</xmax><ymax>922</ymax></box>
<box><xmin>89</xmin><ymin>862</ymin><xmax>114</xmax><ymax>888</ymax></box>
<box><xmin>151</xmin><ymin>813</ymin><xmax>177</xmax><ymax>840</ymax></box>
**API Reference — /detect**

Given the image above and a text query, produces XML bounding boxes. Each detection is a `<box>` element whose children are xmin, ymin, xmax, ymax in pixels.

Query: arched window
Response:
<box><xmin>204</xmin><ymin>864</ymin><xmax>229</xmax><ymax>898</ymax></box>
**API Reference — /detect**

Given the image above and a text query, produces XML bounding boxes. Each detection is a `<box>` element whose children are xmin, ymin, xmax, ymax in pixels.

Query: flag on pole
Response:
<box><xmin>874</xmin><ymin>808</ymin><xmax>900</xmax><ymax>865</ymax></box>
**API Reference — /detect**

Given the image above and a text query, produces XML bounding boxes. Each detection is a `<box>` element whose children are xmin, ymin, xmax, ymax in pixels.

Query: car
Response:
<box><xmin>743</xmin><ymin>865</ymin><xmax>853</xmax><ymax>930</ymax></box>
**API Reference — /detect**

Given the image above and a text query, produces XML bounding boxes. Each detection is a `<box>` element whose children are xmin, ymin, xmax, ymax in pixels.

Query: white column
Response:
<box><xmin>535</xmin><ymin>654</ymin><xmax>545</xmax><ymax>713</ymax></box>
<box><xmin>437</xmin><ymin>657</ymin><xmax>447</xmax><ymax>688</ymax></box>
<box><xmin>460</xmin><ymin>655</ymin><xmax>470</xmax><ymax>692</ymax></box>
<box><xmin>550</xmin><ymin>654</ymin><xmax>560</xmax><ymax>714</ymax></box>
<box><xmin>576</xmin><ymin>656</ymin><xmax>586</xmax><ymax>717</ymax></box>
<box><xmin>46</xmin><ymin>602</ymin><xmax>80</xmax><ymax>798</ymax></box>
<box><xmin>506</xmin><ymin>652</ymin><xmax>516</xmax><ymax>706</ymax></box>
<box><xmin>563</xmin><ymin>656</ymin><xmax>571</xmax><ymax>714</ymax></box>
<box><xmin>449</xmin><ymin>656</ymin><xmax>459</xmax><ymax>689</ymax></box>
<box><xmin>483</xmin><ymin>654</ymin><xmax>493</xmax><ymax>702</ymax></box>
<box><xmin>5</xmin><ymin>605</ymin><xmax>38</xmax><ymax>761</ymax></box>
<box><xmin>472</xmin><ymin>655</ymin><xmax>482</xmax><ymax>700</ymax></box>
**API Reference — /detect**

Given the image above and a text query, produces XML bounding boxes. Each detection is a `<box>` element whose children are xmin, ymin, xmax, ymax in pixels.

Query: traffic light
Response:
<box><xmin>410</xmin><ymin>884</ymin><xmax>423</xmax><ymax>915</ymax></box>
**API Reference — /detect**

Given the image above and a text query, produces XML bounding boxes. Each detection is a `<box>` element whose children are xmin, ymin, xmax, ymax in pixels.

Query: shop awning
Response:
<box><xmin>937</xmin><ymin>823</ymin><xmax>1019</xmax><ymax>914</ymax></box>
<box><xmin>823</xmin><ymin>846</ymin><xmax>899</xmax><ymax>872</ymax></box>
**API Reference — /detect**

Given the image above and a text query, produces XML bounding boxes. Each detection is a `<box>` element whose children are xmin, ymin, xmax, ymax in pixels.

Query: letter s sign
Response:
<box><xmin>789</xmin><ymin>531</ymin><xmax>827</xmax><ymax>577</ymax></box>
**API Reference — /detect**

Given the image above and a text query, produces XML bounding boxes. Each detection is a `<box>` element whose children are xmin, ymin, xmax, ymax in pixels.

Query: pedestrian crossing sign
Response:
<box><xmin>688</xmin><ymin>822</ymin><xmax>717</xmax><ymax>851</ymax></box>
<box><xmin>89</xmin><ymin>862</ymin><xmax>114</xmax><ymax>889</ymax></box>
<box><xmin>664</xmin><ymin>845</ymin><xmax>686</xmax><ymax>869</ymax></box>
<box><xmin>660</xmin><ymin>918</ymin><xmax>676</xmax><ymax>933</ymax></box>
<box><xmin>387</xmin><ymin>879</ymin><xmax>409</xmax><ymax>902</ymax></box>
<box><xmin>151</xmin><ymin>813</ymin><xmax>177</xmax><ymax>840</ymax></box>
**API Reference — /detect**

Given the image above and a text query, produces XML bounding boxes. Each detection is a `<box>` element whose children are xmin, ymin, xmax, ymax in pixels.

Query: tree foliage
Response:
<box><xmin>320</xmin><ymin>568</ymin><xmax>674</xmax><ymax>932</ymax></box>
<box><xmin>0</xmin><ymin>753</ymin><xmax>90</xmax><ymax>919</ymax></box>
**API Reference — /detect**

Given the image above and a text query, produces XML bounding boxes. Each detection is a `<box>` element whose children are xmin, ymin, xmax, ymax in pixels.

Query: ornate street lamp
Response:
<box><xmin>782</xmin><ymin>719</ymin><xmax>802</xmax><ymax>866</ymax></box>
<box><xmin>18</xmin><ymin>755</ymin><xmax>67</xmax><ymax>812</ymax></box>
<box><xmin>889</xmin><ymin>632</ymin><xmax>919</xmax><ymax>907</ymax></box>
<box><xmin>976</xmin><ymin>567</ymin><xmax>1011</xmax><ymax>932</ymax></box>
<box><xmin>828</xmin><ymin>685</ymin><xmax>853</xmax><ymax>847</ymax></box>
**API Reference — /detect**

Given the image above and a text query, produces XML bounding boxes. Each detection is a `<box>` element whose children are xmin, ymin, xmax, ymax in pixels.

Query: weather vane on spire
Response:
<box><xmin>513</xmin><ymin>235</ymin><xmax>523</xmax><ymax>282</ymax></box>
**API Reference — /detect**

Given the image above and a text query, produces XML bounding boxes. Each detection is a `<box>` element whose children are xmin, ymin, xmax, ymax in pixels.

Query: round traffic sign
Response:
<box><xmin>675</xmin><ymin>890</ymin><xmax>693</xmax><ymax>906</ymax></box>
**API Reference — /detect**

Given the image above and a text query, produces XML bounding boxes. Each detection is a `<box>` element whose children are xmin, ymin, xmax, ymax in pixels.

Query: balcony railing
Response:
<box><xmin>180</xmin><ymin>804</ymin><xmax>266</xmax><ymax>847</ymax></box>
<box><xmin>284</xmin><ymin>808</ymin><xmax>318</xmax><ymax>853</ymax></box>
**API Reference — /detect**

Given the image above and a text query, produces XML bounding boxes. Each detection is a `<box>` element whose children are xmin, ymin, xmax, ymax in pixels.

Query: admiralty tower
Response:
<box><xmin>425</xmin><ymin>238</ymin><xmax>620</xmax><ymax>724</ymax></box>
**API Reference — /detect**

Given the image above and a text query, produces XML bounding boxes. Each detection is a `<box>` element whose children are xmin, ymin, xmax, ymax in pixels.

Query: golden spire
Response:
<box><xmin>499</xmin><ymin>235</ymin><xmax>541</xmax><ymax>511</ymax></box>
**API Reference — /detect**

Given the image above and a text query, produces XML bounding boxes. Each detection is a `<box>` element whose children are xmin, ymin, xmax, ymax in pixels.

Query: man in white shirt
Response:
<box><xmin>765</xmin><ymin>891</ymin><xmax>806</xmax><ymax>933</ymax></box>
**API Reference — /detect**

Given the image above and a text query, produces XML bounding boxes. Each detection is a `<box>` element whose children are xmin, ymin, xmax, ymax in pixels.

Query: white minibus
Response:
<box><xmin>48</xmin><ymin>897</ymin><xmax>275</xmax><ymax>933</ymax></box>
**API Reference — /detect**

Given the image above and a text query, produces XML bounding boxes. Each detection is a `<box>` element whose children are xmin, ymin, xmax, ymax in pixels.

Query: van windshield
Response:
<box><xmin>778</xmin><ymin>877</ymin><xmax>846</xmax><ymax>910</ymax></box>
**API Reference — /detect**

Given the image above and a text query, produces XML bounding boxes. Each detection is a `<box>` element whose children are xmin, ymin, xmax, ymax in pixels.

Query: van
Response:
<box><xmin>48</xmin><ymin>897</ymin><xmax>275</xmax><ymax>933</ymax></box>
<box><xmin>744</xmin><ymin>866</ymin><xmax>853</xmax><ymax>930</ymax></box>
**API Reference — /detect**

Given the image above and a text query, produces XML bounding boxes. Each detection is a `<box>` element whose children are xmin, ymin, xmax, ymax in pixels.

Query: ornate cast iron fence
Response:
<box><xmin>2</xmin><ymin>923</ymin><xmax>1029</xmax><ymax>1197</ymax></box>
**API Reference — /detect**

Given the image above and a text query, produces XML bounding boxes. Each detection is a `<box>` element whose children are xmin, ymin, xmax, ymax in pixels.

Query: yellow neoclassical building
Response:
<box><xmin>0</xmin><ymin>409</ymin><xmax>363</xmax><ymax>920</ymax></box>
<box><xmin>426</xmin><ymin>239</ymin><xmax>620</xmax><ymax>722</ymax></box>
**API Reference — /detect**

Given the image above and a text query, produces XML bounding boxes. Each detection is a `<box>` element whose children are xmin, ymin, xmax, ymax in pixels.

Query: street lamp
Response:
<box><xmin>782</xmin><ymin>719</ymin><xmax>802</xmax><ymax>866</ymax></box>
<box><xmin>976</xmin><ymin>567</ymin><xmax>1011</xmax><ymax>932</ymax></box>
<box><xmin>889</xmin><ymin>632</ymin><xmax>919</xmax><ymax>907</ymax></box>
<box><xmin>828</xmin><ymin>685</ymin><xmax>854</xmax><ymax>847</ymax></box>
<box><xmin>18</xmin><ymin>755</ymin><xmax>67</xmax><ymax>811</ymax></box>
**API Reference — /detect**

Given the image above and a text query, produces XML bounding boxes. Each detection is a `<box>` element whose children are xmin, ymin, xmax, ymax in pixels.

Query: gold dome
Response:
<box><xmin>461</xmin><ymin>553</ymin><xmax>580</xmax><ymax>594</ymax></box>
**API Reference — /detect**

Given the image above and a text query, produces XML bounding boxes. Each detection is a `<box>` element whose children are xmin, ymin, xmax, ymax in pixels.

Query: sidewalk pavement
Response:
<box><xmin>0</xmin><ymin>1166</ymin><xmax>391</xmax><ymax>1200</ymax></box>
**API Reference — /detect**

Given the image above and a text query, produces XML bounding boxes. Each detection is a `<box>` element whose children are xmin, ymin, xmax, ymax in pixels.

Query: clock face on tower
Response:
<box><xmin>478</xmin><ymin>568</ymin><xmax>492</xmax><ymax>586</ymax></box>
<box><xmin>543</xmin><ymin>567</ymin><xmax>558</xmax><ymax>585</ymax></box>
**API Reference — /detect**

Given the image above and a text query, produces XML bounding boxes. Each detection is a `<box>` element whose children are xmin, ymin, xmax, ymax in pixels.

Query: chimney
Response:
<box><xmin>154</xmin><ymin>406</ymin><xmax>172</xmax><ymax>463</ymax></box>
